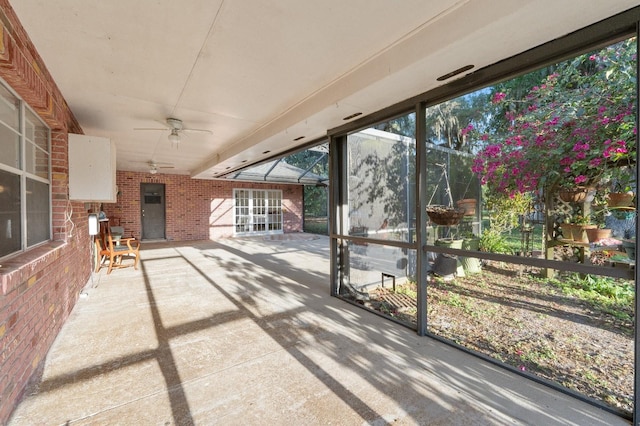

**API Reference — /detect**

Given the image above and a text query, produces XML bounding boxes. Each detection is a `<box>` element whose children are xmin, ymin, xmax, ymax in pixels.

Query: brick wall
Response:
<box><xmin>102</xmin><ymin>171</ymin><xmax>304</xmax><ymax>241</ymax></box>
<box><xmin>0</xmin><ymin>2</ymin><xmax>88</xmax><ymax>424</ymax></box>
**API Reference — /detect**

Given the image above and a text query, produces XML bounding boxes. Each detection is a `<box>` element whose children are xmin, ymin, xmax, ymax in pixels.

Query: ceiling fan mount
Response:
<box><xmin>166</xmin><ymin>117</ymin><xmax>184</xmax><ymax>131</ymax></box>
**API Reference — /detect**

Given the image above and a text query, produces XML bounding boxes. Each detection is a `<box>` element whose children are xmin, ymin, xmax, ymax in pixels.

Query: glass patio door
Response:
<box><xmin>234</xmin><ymin>189</ymin><xmax>282</xmax><ymax>235</ymax></box>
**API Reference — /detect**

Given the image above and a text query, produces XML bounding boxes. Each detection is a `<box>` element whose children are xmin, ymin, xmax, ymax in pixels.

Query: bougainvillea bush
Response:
<box><xmin>472</xmin><ymin>38</ymin><xmax>637</xmax><ymax>197</ymax></box>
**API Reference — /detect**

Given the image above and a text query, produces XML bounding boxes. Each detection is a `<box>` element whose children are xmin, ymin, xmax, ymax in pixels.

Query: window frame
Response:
<box><xmin>0</xmin><ymin>78</ymin><xmax>51</xmax><ymax>259</ymax></box>
<box><xmin>233</xmin><ymin>188</ymin><xmax>283</xmax><ymax>236</ymax></box>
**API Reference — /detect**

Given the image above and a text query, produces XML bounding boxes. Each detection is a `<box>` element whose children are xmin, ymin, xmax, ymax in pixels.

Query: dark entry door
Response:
<box><xmin>140</xmin><ymin>183</ymin><xmax>166</xmax><ymax>240</ymax></box>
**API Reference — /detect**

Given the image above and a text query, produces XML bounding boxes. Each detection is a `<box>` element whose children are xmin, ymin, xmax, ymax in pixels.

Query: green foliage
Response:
<box><xmin>303</xmin><ymin>186</ymin><xmax>327</xmax><ymax>216</ymax></box>
<box><xmin>480</xmin><ymin>191</ymin><xmax>532</xmax><ymax>254</ymax></box>
<box><xmin>285</xmin><ymin>146</ymin><xmax>329</xmax><ymax>217</ymax></box>
<box><xmin>425</xmin><ymin>95</ymin><xmax>488</xmax><ymax>152</ymax></box>
<box><xmin>303</xmin><ymin>218</ymin><xmax>328</xmax><ymax>235</ymax></box>
<box><xmin>479</xmin><ymin>231</ymin><xmax>512</xmax><ymax>254</ymax></box>
<box><xmin>548</xmin><ymin>273</ymin><xmax>634</xmax><ymax>322</ymax></box>
<box><xmin>394</xmin><ymin>283</ymin><xmax>417</xmax><ymax>299</ymax></box>
<box><xmin>484</xmin><ymin>191</ymin><xmax>532</xmax><ymax>234</ymax></box>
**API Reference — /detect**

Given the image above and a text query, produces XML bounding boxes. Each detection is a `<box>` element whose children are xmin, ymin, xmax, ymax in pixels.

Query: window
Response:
<box><xmin>0</xmin><ymin>81</ymin><xmax>50</xmax><ymax>258</ymax></box>
<box><xmin>233</xmin><ymin>189</ymin><xmax>282</xmax><ymax>235</ymax></box>
<box><xmin>347</xmin><ymin>115</ymin><xmax>416</xmax><ymax>244</ymax></box>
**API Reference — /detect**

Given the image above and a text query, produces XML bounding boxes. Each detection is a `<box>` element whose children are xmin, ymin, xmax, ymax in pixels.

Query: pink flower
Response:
<box><xmin>460</xmin><ymin>124</ymin><xmax>474</xmax><ymax>136</ymax></box>
<box><xmin>559</xmin><ymin>156</ymin><xmax>573</xmax><ymax>166</ymax></box>
<box><xmin>492</xmin><ymin>92</ymin><xmax>506</xmax><ymax>103</ymax></box>
<box><xmin>574</xmin><ymin>175</ymin><xmax>588</xmax><ymax>184</ymax></box>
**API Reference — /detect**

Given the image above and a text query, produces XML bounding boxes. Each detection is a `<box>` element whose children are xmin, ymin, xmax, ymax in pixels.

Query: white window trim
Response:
<box><xmin>233</xmin><ymin>188</ymin><xmax>283</xmax><ymax>236</ymax></box>
<box><xmin>0</xmin><ymin>77</ymin><xmax>51</xmax><ymax>259</ymax></box>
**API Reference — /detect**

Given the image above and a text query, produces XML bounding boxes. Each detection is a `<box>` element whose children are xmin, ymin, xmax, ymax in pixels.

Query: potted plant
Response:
<box><xmin>456</xmin><ymin>198</ymin><xmax>477</xmax><ymax>216</ymax></box>
<box><xmin>604</xmin><ymin>164</ymin><xmax>635</xmax><ymax>207</ymax></box>
<box><xmin>569</xmin><ymin>214</ymin><xmax>597</xmax><ymax>243</ymax></box>
<box><xmin>460</xmin><ymin>233</ymin><xmax>482</xmax><ymax>274</ymax></box>
<box><xmin>584</xmin><ymin>208</ymin><xmax>613</xmax><ymax>243</ymax></box>
<box><xmin>558</xmin><ymin>221</ymin><xmax>576</xmax><ymax>241</ymax></box>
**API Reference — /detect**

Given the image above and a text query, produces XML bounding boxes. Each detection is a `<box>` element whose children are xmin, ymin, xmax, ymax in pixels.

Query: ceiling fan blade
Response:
<box><xmin>147</xmin><ymin>160</ymin><xmax>174</xmax><ymax>167</ymax></box>
<box><xmin>134</xmin><ymin>127</ymin><xmax>168</xmax><ymax>131</ymax></box>
<box><xmin>183</xmin><ymin>128</ymin><xmax>213</xmax><ymax>134</ymax></box>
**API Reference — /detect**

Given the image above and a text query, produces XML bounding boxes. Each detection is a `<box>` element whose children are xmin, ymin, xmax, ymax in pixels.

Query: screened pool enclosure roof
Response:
<box><xmin>223</xmin><ymin>145</ymin><xmax>329</xmax><ymax>185</ymax></box>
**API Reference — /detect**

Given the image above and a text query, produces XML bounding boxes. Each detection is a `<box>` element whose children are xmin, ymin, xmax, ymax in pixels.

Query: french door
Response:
<box><xmin>234</xmin><ymin>189</ymin><xmax>282</xmax><ymax>235</ymax></box>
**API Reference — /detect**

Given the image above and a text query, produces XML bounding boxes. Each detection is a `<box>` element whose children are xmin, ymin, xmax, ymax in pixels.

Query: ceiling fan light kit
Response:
<box><xmin>168</xmin><ymin>129</ymin><xmax>181</xmax><ymax>144</ymax></box>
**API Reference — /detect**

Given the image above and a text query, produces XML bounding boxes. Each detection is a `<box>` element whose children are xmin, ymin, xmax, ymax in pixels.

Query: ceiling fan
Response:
<box><xmin>134</xmin><ymin>117</ymin><xmax>212</xmax><ymax>144</ymax></box>
<box><xmin>147</xmin><ymin>161</ymin><xmax>174</xmax><ymax>174</ymax></box>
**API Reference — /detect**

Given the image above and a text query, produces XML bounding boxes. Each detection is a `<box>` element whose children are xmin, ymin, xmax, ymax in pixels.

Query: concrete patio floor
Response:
<box><xmin>8</xmin><ymin>235</ymin><xmax>630</xmax><ymax>425</ymax></box>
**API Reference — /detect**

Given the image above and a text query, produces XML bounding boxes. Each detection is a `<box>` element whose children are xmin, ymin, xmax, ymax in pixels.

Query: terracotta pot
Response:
<box><xmin>558</xmin><ymin>187</ymin><xmax>595</xmax><ymax>203</ymax></box>
<box><xmin>606</xmin><ymin>192</ymin><xmax>634</xmax><ymax>207</ymax></box>
<box><xmin>570</xmin><ymin>224</ymin><xmax>597</xmax><ymax>243</ymax></box>
<box><xmin>585</xmin><ymin>228</ymin><xmax>612</xmax><ymax>243</ymax></box>
<box><xmin>559</xmin><ymin>223</ymin><xmax>575</xmax><ymax>241</ymax></box>
<box><xmin>456</xmin><ymin>199</ymin><xmax>477</xmax><ymax>216</ymax></box>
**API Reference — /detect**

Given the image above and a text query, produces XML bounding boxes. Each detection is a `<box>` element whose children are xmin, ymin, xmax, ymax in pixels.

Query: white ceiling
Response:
<box><xmin>9</xmin><ymin>0</ymin><xmax>640</xmax><ymax>178</ymax></box>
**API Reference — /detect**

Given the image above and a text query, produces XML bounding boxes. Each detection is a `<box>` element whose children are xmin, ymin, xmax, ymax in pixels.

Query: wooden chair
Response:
<box><xmin>94</xmin><ymin>224</ymin><xmax>141</xmax><ymax>274</ymax></box>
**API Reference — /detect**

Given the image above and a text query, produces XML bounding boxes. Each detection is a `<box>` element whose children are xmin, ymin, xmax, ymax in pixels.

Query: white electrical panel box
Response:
<box><xmin>68</xmin><ymin>133</ymin><xmax>117</xmax><ymax>202</ymax></box>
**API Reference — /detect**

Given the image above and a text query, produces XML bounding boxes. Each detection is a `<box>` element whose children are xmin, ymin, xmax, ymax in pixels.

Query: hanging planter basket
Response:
<box><xmin>557</xmin><ymin>186</ymin><xmax>595</xmax><ymax>203</ymax></box>
<box><xmin>606</xmin><ymin>192</ymin><xmax>634</xmax><ymax>208</ymax></box>
<box><xmin>426</xmin><ymin>206</ymin><xmax>465</xmax><ymax>226</ymax></box>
